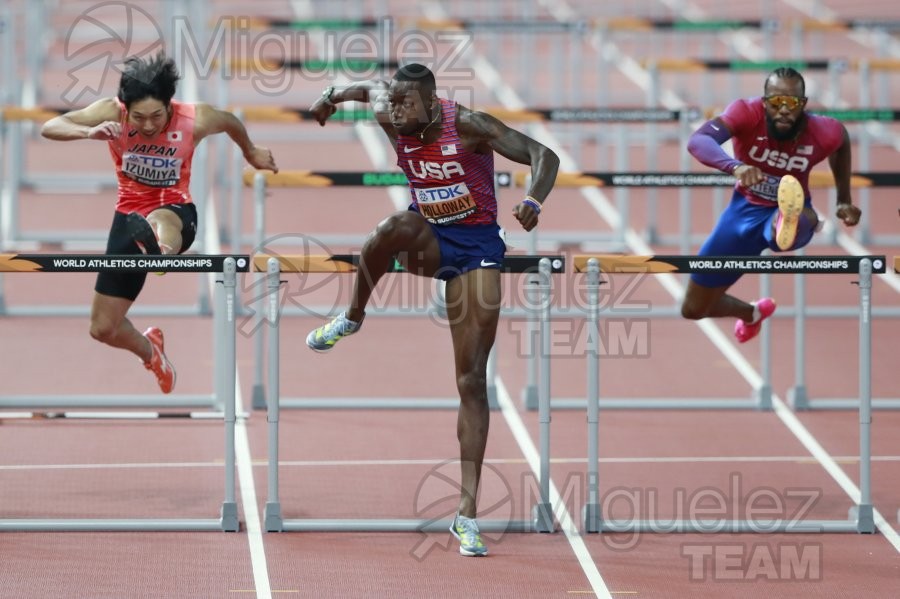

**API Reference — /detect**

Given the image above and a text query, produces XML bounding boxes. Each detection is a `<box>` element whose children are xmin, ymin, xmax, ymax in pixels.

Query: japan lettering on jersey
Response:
<box><xmin>396</xmin><ymin>99</ymin><xmax>496</xmax><ymax>226</ymax></box>
<box><xmin>108</xmin><ymin>99</ymin><xmax>196</xmax><ymax>216</ymax></box>
<box><xmin>721</xmin><ymin>98</ymin><xmax>844</xmax><ymax>205</ymax></box>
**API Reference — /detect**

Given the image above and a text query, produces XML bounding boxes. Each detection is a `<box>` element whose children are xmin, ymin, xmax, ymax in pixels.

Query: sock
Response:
<box><xmin>751</xmin><ymin>302</ymin><xmax>761</xmax><ymax>324</ymax></box>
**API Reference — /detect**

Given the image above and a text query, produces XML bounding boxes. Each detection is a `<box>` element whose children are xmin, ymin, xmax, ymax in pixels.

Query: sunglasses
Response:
<box><xmin>764</xmin><ymin>95</ymin><xmax>805</xmax><ymax>110</ymax></box>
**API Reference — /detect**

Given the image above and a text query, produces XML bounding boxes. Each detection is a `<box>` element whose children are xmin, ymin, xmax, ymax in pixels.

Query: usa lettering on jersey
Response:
<box><xmin>748</xmin><ymin>146</ymin><xmax>810</xmax><ymax>172</ymax></box>
<box><xmin>406</xmin><ymin>160</ymin><xmax>465</xmax><ymax>181</ymax></box>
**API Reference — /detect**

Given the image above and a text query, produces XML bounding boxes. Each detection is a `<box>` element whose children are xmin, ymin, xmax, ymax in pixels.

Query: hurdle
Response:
<box><xmin>0</xmin><ymin>253</ymin><xmax>248</xmax><ymax>412</ymax></box>
<box><xmin>0</xmin><ymin>254</ymin><xmax>246</xmax><ymax>531</ymax></box>
<box><xmin>576</xmin><ymin>254</ymin><xmax>884</xmax><ymax>534</ymax></box>
<box><xmin>788</xmin><ymin>250</ymin><xmax>900</xmax><ymax>410</ymax></box>
<box><xmin>249</xmin><ymin>252</ymin><xmax>564</xmax><ymax>412</ymax></box>
<box><xmin>258</xmin><ymin>256</ymin><xmax>558</xmax><ymax>533</ymax></box>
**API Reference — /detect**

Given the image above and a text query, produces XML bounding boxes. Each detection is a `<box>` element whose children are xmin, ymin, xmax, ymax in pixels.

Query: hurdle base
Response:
<box><xmin>582</xmin><ymin>503</ymin><xmax>602</xmax><ymax>533</ymax></box>
<box><xmin>0</xmin><ymin>519</ymin><xmax>225</xmax><ymax>532</ymax></box>
<box><xmin>487</xmin><ymin>383</ymin><xmax>499</xmax><ymax>410</ymax></box>
<box><xmin>791</xmin><ymin>398</ymin><xmax>900</xmax><ymax>410</ymax></box>
<box><xmin>532</xmin><ymin>503</ymin><xmax>555</xmax><ymax>533</ymax></box>
<box><xmin>277</xmin><ymin>518</ymin><xmax>535</xmax><ymax>533</ymax></box>
<box><xmin>251</xmin><ymin>384</ymin><xmax>267</xmax><ymax>410</ymax></box>
<box><xmin>850</xmin><ymin>505</ymin><xmax>875</xmax><ymax>533</ymax></box>
<box><xmin>547</xmin><ymin>397</ymin><xmax>765</xmax><ymax>410</ymax></box>
<box><xmin>278</xmin><ymin>397</ymin><xmax>462</xmax><ymax>410</ymax></box>
<box><xmin>599</xmin><ymin>519</ymin><xmax>863</xmax><ymax>533</ymax></box>
<box><xmin>264</xmin><ymin>502</ymin><xmax>283</xmax><ymax>532</ymax></box>
<box><xmin>521</xmin><ymin>385</ymin><xmax>539</xmax><ymax>411</ymax></box>
<box><xmin>788</xmin><ymin>385</ymin><xmax>810</xmax><ymax>410</ymax></box>
<box><xmin>754</xmin><ymin>384</ymin><xmax>773</xmax><ymax>411</ymax></box>
<box><xmin>0</xmin><ymin>394</ymin><xmax>219</xmax><ymax>409</ymax></box>
<box><xmin>220</xmin><ymin>502</ymin><xmax>239</xmax><ymax>532</ymax></box>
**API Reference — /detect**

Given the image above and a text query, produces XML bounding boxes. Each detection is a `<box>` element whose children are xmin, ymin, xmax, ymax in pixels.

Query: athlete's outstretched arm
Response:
<box><xmin>41</xmin><ymin>98</ymin><xmax>122</xmax><ymax>141</ymax></box>
<box><xmin>459</xmin><ymin>109</ymin><xmax>559</xmax><ymax>231</ymax></box>
<box><xmin>193</xmin><ymin>103</ymin><xmax>277</xmax><ymax>172</ymax></box>
<box><xmin>687</xmin><ymin>117</ymin><xmax>764</xmax><ymax>187</ymax></box>
<box><xmin>828</xmin><ymin>125</ymin><xmax>860</xmax><ymax>226</ymax></box>
<box><xmin>309</xmin><ymin>81</ymin><xmax>395</xmax><ymax>141</ymax></box>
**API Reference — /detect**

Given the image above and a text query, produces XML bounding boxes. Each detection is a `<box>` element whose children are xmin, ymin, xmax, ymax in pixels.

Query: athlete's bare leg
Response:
<box><xmin>89</xmin><ymin>292</ymin><xmax>152</xmax><ymax>361</ymax></box>
<box><xmin>681</xmin><ymin>280</ymin><xmax>754</xmax><ymax>323</ymax></box>
<box><xmin>347</xmin><ymin>211</ymin><xmax>441</xmax><ymax>322</ymax></box>
<box><xmin>445</xmin><ymin>267</ymin><xmax>501</xmax><ymax>519</ymax></box>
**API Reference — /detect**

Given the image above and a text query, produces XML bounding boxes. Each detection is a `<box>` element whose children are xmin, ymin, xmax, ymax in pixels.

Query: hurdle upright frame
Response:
<box><xmin>576</xmin><ymin>254</ymin><xmax>884</xmax><ymax>534</ymax></box>
<box><xmin>259</xmin><ymin>256</ymin><xmax>558</xmax><ymax>534</ymax></box>
<box><xmin>0</xmin><ymin>254</ymin><xmax>246</xmax><ymax>532</ymax></box>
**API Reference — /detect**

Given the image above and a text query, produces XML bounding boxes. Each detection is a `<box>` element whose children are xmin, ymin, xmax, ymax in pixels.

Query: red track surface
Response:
<box><xmin>1</xmin><ymin>1</ymin><xmax>898</xmax><ymax>598</ymax></box>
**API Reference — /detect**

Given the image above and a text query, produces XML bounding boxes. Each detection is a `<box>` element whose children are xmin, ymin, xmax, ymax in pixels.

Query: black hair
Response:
<box><xmin>393</xmin><ymin>63</ymin><xmax>436</xmax><ymax>94</ymax></box>
<box><xmin>117</xmin><ymin>52</ymin><xmax>181</xmax><ymax>109</ymax></box>
<box><xmin>765</xmin><ymin>67</ymin><xmax>806</xmax><ymax>97</ymax></box>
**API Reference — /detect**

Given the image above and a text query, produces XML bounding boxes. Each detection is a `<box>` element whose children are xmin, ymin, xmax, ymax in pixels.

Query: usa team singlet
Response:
<box><xmin>721</xmin><ymin>97</ymin><xmax>845</xmax><ymax>205</ymax></box>
<box><xmin>107</xmin><ymin>98</ymin><xmax>196</xmax><ymax>216</ymax></box>
<box><xmin>396</xmin><ymin>99</ymin><xmax>496</xmax><ymax>226</ymax></box>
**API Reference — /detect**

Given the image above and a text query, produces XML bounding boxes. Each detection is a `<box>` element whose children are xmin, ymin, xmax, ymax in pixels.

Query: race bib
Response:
<box><xmin>748</xmin><ymin>173</ymin><xmax>780</xmax><ymax>203</ymax></box>
<box><xmin>414</xmin><ymin>182</ymin><xmax>476</xmax><ymax>225</ymax></box>
<box><xmin>122</xmin><ymin>153</ymin><xmax>182</xmax><ymax>187</ymax></box>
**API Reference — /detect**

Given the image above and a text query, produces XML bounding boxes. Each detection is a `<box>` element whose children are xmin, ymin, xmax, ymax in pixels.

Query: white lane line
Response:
<box><xmin>495</xmin><ymin>378</ymin><xmax>613</xmax><ymax>599</ymax></box>
<box><xmin>205</xmin><ymin>189</ymin><xmax>271</xmax><ymax>598</ymax></box>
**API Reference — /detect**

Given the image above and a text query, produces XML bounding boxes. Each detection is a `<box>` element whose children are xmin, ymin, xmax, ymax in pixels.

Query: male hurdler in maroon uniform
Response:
<box><xmin>682</xmin><ymin>67</ymin><xmax>860</xmax><ymax>342</ymax></box>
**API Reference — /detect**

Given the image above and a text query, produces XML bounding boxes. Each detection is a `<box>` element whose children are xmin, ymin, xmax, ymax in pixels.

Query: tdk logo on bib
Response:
<box><xmin>417</xmin><ymin>185</ymin><xmax>466</xmax><ymax>202</ymax></box>
<box><xmin>122</xmin><ymin>153</ymin><xmax>182</xmax><ymax>187</ymax></box>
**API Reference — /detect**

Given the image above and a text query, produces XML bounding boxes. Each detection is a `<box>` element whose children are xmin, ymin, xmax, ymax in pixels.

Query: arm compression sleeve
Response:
<box><xmin>687</xmin><ymin>120</ymin><xmax>742</xmax><ymax>174</ymax></box>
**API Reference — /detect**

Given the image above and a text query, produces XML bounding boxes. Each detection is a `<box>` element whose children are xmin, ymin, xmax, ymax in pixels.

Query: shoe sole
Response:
<box><xmin>307</xmin><ymin>345</ymin><xmax>333</xmax><ymax>354</ymax></box>
<box><xmin>126</xmin><ymin>212</ymin><xmax>162</xmax><ymax>255</ymax></box>
<box><xmin>775</xmin><ymin>175</ymin><xmax>804</xmax><ymax>251</ymax></box>
<box><xmin>144</xmin><ymin>328</ymin><xmax>176</xmax><ymax>393</ymax></box>
<box><xmin>158</xmin><ymin>355</ymin><xmax>177</xmax><ymax>393</ymax></box>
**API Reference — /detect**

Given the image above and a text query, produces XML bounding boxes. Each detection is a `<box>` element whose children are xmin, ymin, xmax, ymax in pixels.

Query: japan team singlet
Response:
<box><xmin>107</xmin><ymin>98</ymin><xmax>196</xmax><ymax>216</ymax></box>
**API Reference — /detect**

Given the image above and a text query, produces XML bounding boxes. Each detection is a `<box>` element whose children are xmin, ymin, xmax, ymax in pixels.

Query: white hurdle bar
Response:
<box><xmin>576</xmin><ymin>254</ymin><xmax>885</xmax><ymax>534</ymax></box>
<box><xmin>260</xmin><ymin>256</ymin><xmax>557</xmax><ymax>533</ymax></box>
<box><xmin>0</xmin><ymin>254</ymin><xmax>246</xmax><ymax>531</ymax></box>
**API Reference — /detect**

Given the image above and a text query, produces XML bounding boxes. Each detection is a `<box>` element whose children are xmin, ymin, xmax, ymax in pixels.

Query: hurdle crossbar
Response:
<box><xmin>0</xmin><ymin>256</ymin><xmax>245</xmax><ymax>531</ymax></box>
<box><xmin>575</xmin><ymin>255</ymin><xmax>880</xmax><ymax>534</ymax></box>
<box><xmin>260</xmin><ymin>257</ymin><xmax>557</xmax><ymax>533</ymax></box>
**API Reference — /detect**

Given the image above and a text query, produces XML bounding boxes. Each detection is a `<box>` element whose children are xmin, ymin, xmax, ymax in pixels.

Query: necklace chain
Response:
<box><xmin>417</xmin><ymin>109</ymin><xmax>441</xmax><ymax>142</ymax></box>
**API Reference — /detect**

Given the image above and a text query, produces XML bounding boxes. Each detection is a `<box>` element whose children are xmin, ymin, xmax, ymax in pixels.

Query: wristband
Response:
<box><xmin>321</xmin><ymin>85</ymin><xmax>336</xmax><ymax>107</ymax></box>
<box><xmin>522</xmin><ymin>196</ymin><xmax>542</xmax><ymax>214</ymax></box>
